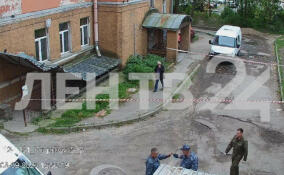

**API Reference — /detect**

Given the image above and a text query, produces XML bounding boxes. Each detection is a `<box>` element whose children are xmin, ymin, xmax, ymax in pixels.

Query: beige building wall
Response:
<box><xmin>0</xmin><ymin>6</ymin><xmax>94</xmax><ymax>61</ymax></box>
<box><xmin>0</xmin><ymin>0</ymin><xmax>173</xmax><ymax>65</ymax></box>
<box><xmin>98</xmin><ymin>0</ymin><xmax>172</xmax><ymax>66</ymax></box>
<box><xmin>166</xmin><ymin>30</ymin><xmax>178</xmax><ymax>61</ymax></box>
<box><xmin>154</xmin><ymin>0</ymin><xmax>172</xmax><ymax>13</ymax></box>
<box><xmin>98</xmin><ymin>1</ymin><xmax>150</xmax><ymax>66</ymax></box>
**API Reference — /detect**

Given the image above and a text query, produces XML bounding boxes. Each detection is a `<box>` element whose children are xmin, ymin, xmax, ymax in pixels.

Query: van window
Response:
<box><xmin>237</xmin><ymin>35</ymin><xmax>241</xmax><ymax>44</ymax></box>
<box><xmin>213</xmin><ymin>35</ymin><xmax>236</xmax><ymax>48</ymax></box>
<box><xmin>1</xmin><ymin>158</ymin><xmax>41</xmax><ymax>175</ymax></box>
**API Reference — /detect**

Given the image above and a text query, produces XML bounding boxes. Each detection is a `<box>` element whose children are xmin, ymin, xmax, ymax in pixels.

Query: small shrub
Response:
<box><xmin>119</xmin><ymin>82</ymin><xmax>137</xmax><ymax>99</ymax></box>
<box><xmin>123</xmin><ymin>54</ymin><xmax>167</xmax><ymax>81</ymax></box>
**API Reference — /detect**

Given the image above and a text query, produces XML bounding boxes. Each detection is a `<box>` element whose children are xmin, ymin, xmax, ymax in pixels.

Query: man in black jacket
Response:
<box><xmin>154</xmin><ymin>61</ymin><xmax>165</xmax><ymax>92</ymax></box>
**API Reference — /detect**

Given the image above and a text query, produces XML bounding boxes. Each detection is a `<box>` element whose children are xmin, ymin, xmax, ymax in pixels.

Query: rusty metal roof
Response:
<box><xmin>142</xmin><ymin>13</ymin><xmax>191</xmax><ymax>31</ymax></box>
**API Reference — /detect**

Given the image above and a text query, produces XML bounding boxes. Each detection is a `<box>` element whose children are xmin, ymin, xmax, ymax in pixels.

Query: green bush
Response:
<box><xmin>50</xmin><ymin>94</ymin><xmax>110</xmax><ymax>127</ymax></box>
<box><xmin>191</xmin><ymin>11</ymin><xmax>223</xmax><ymax>28</ymax></box>
<box><xmin>193</xmin><ymin>4</ymin><xmax>284</xmax><ymax>34</ymax></box>
<box><xmin>118</xmin><ymin>81</ymin><xmax>137</xmax><ymax>99</ymax></box>
<box><xmin>221</xmin><ymin>7</ymin><xmax>246</xmax><ymax>27</ymax></box>
<box><xmin>95</xmin><ymin>94</ymin><xmax>110</xmax><ymax>111</ymax></box>
<box><xmin>43</xmin><ymin>54</ymin><xmax>167</xmax><ymax>129</ymax></box>
<box><xmin>123</xmin><ymin>54</ymin><xmax>167</xmax><ymax>81</ymax></box>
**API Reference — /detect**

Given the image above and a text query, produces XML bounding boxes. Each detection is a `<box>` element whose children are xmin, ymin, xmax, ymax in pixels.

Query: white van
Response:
<box><xmin>209</xmin><ymin>25</ymin><xmax>242</xmax><ymax>57</ymax></box>
<box><xmin>0</xmin><ymin>134</ymin><xmax>52</xmax><ymax>175</ymax></box>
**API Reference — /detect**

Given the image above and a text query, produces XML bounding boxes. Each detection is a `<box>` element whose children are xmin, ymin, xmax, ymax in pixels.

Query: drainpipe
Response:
<box><xmin>94</xmin><ymin>0</ymin><xmax>101</xmax><ymax>57</ymax></box>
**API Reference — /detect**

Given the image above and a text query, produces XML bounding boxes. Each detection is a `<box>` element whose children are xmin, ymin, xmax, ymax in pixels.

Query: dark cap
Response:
<box><xmin>180</xmin><ymin>144</ymin><xmax>191</xmax><ymax>151</ymax></box>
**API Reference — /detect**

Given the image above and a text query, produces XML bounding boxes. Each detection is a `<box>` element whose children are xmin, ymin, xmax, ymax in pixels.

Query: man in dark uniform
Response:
<box><xmin>173</xmin><ymin>144</ymin><xmax>198</xmax><ymax>171</ymax></box>
<box><xmin>153</xmin><ymin>61</ymin><xmax>165</xmax><ymax>92</ymax></box>
<box><xmin>145</xmin><ymin>147</ymin><xmax>171</xmax><ymax>175</ymax></box>
<box><xmin>225</xmin><ymin>128</ymin><xmax>248</xmax><ymax>175</ymax></box>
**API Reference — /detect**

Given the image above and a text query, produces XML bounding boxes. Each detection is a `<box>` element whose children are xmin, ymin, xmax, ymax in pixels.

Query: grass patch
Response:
<box><xmin>172</xmin><ymin>93</ymin><xmax>181</xmax><ymax>100</ymax></box>
<box><xmin>44</xmin><ymin>80</ymin><xmax>139</xmax><ymax>129</ymax></box>
<box><xmin>276</xmin><ymin>36</ymin><xmax>284</xmax><ymax>48</ymax></box>
<box><xmin>49</xmin><ymin>95</ymin><xmax>109</xmax><ymax>128</ymax></box>
<box><xmin>31</xmin><ymin>113</ymin><xmax>51</xmax><ymax>125</ymax></box>
<box><xmin>37</xmin><ymin>127</ymin><xmax>69</xmax><ymax>134</ymax></box>
<box><xmin>276</xmin><ymin>36</ymin><xmax>284</xmax><ymax>99</ymax></box>
<box><xmin>118</xmin><ymin>81</ymin><xmax>137</xmax><ymax>99</ymax></box>
<box><xmin>192</xmin><ymin>35</ymin><xmax>199</xmax><ymax>42</ymax></box>
<box><xmin>37</xmin><ymin>54</ymin><xmax>168</xmax><ymax>131</ymax></box>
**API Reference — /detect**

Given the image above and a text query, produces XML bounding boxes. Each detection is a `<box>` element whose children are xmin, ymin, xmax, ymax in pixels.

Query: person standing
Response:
<box><xmin>173</xmin><ymin>144</ymin><xmax>198</xmax><ymax>171</ymax></box>
<box><xmin>225</xmin><ymin>128</ymin><xmax>248</xmax><ymax>175</ymax></box>
<box><xmin>153</xmin><ymin>61</ymin><xmax>165</xmax><ymax>92</ymax></box>
<box><xmin>145</xmin><ymin>147</ymin><xmax>171</xmax><ymax>175</ymax></box>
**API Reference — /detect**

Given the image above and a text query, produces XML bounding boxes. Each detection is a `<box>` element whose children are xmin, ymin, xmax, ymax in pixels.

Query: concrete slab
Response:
<box><xmin>3</xmin><ymin>121</ymin><xmax>39</xmax><ymax>133</ymax></box>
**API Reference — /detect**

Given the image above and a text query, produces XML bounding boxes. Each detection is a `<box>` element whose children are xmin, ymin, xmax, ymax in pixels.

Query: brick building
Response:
<box><xmin>0</xmin><ymin>0</ymin><xmax>95</xmax><ymax>62</ymax></box>
<box><xmin>0</xmin><ymin>0</ymin><xmax>97</xmax><ymax>110</ymax></box>
<box><xmin>98</xmin><ymin>0</ymin><xmax>192</xmax><ymax>64</ymax></box>
<box><xmin>0</xmin><ymin>0</ymin><xmax>191</xmax><ymax>110</ymax></box>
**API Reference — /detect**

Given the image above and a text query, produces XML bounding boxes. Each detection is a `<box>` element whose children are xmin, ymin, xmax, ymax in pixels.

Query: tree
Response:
<box><xmin>174</xmin><ymin>0</ymin><xmax>180</xmax><ymax>13</ymax></box>
<box><xmin>193</xmin><ymin>0</ymin><xmax>205</xmax><ymax>11</ymax></box>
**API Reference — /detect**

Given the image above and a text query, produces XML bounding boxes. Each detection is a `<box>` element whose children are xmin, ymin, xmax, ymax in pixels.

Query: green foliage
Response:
<box><xmin>49</xmin><ymin>94</ymin><xmax>110</xmax><ymax>128</ymax></box>
<box><xmin>192</xmin><ymin>0</ymin><xmax>206</xmax><ymax>11</ymax></box>
<box><xmin>276</xmin><ymin>36</ymin><xmax>284</xmax><ymax>99</ymax></box>
<box><xmin>95</xmin><ymin>94</ymin><xmax>110</xmax><ymax>111</ymax></box>
<box><xmin>31</xmin><ymin>115</ymin><xmax>45</xmax><ymax>125</ymax></box>
<box><xmin>276</xmin><ymin>36</ymin><xmax>284</xmax><ymax>49</ymax></box>
<box><xmin>221</xmin><ymin>7</ymin><xmax>244</xmax><ymax>26</ymax></box>
<box><xmin>172</xmin><ymin>93</ymin><xmax>181</xmax><ymax>100</ymax></box>
<box><xmin>31</xmin><ymin>113</ymin><xmax>51</xmax><ymax>125</ymax></box>
<box><xmin>118</xmin><ymin>82</ymin><xmax>137</xmax><ymax>99</ymax></box>
<box><xmin>123</xmin><ymin>54</ymin><xmax>167</xmax><ymax>81</ymax></box>
<box><xmin>223</xmin><ymin>1</ymin><xmax>284</xmax><ymax>33</ymax></box>
<box><xmin>191</xmin><ymin>0</ymin><xmax>284</xmax><ymax>34</ymax></box>
<box><xmin>191</xmin><ymin>11</ymin><xmax>223</xmax><ymax>28</ymax></box>
<box><xmin>192</xmin><ymin>35</ymin><xmax>199</xmax><ymax>42</ymax></box>
<box><xmin>39</xmin><ymin>54</ymin><xmax>167</xmax><ymax>129</ymax></box>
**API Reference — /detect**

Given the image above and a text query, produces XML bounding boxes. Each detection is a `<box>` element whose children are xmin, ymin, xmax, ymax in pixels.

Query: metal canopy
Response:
<box><xmin>0</xmin><ymin>52</ymin><xmax>61</xmax><ymax>72</ymax></box>
<box><xmin>154</xmin><ymin>164</ymin><xmax>217</xmax><ymax>175</ymax></box>
<box><xmin>63</xmin><ymin>56</ymin><xmax>121</xmax><ymax>81</ymax></box>
<box><xmin>142</xmin><ymin>13</ymin><xmax>191</xmax><ymax>31</ymax></box>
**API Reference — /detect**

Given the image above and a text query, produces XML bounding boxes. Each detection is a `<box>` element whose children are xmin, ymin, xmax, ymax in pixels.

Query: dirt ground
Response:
<box><xmin>2</xmin><ymin>31</ymin><xmax>284</xmax><ymax>175</ymax></box>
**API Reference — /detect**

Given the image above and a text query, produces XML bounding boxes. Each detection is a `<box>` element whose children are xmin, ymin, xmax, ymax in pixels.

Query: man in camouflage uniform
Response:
<box><xmin>225</xmin><ymin>128</ymin><xmax>248</xmax><ymax>175</ymax></box>
<box><xmin>145</xmin><ymin>147</ymin><xmax>171</xmax><ymax>175</ymax></box>
<box><xmin>173</xmin><ymin>144</ymin><xmax>198</xmax><ymax>171</ymax></box>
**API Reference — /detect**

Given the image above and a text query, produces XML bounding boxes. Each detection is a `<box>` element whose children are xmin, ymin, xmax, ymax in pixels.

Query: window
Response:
<box><xmin>59</xmin><ymin>22</ymin><xmax>70</xmax><ymax>54</ymax></box>
<box><xmin>1</xmin><ymin>158</ymin><xmax>41</xmax><ymax>175</ymax></box>
<box><xmin>162</xmin><ymin>0</ymin><xmax>166</xmax><ymax>13</ymax></box>
<box><xmin>80</xmin><ymin>17</ymin><xmax>90</xmax><ymax>46</ymax></box>
<box><xmin>237</xmin><ymin>35</ymin><xmax>241</xmax><ymax>45</ymax></box>
<box><xmin>150</xmin><ymin>0</ymin><xmax>154</xmax><ymax>8</ymax></box>
<box><xmin>35</xmin><ymin>28</ymin><xmax>48</xmax><ymax>61</ymax></box>
<box><xmin>213</xmin><ymin>35</ymin><xmax>236</xmax><ymax>48</ymax></box>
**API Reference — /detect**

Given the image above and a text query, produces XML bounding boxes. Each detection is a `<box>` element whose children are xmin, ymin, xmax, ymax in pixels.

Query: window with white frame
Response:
<box><xmin>59</xmin><ymin>22</ymin><xmax>70</xmax><ymax>54</ymax></box>
<box><xmin>150</xmin><ymin>0</ymin><xmax>155</xmax><ymax>8</ymax></box>
<box><xmin>80</xmin><ymin>17</ymin><xmax>90</xmax><ymax>47</ymax></box>
<box><xmin>163</xmin><ymin>0</ymin><xmax>166</xmax><ymax>13</ymax></box>
<box><xmin>35</xmin><ymin>28</ymin><xmax>48</xmax><ymax>61</ymax></box>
